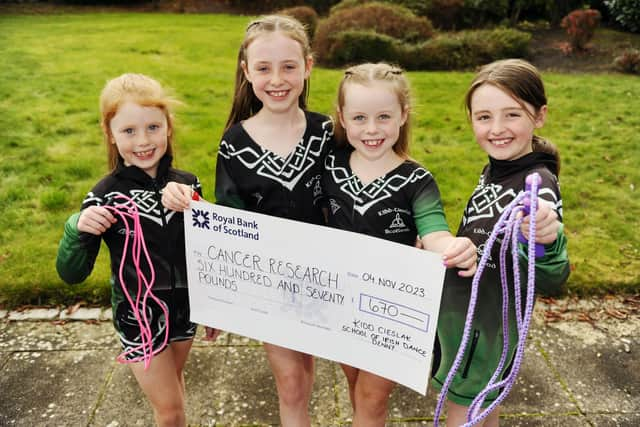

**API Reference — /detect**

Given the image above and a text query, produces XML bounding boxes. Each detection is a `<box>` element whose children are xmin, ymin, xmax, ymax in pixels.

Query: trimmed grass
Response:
<box><xmin>0</xmin><ymin>13</ymin><xmax>638</xmax><ymax>307</ymax></box>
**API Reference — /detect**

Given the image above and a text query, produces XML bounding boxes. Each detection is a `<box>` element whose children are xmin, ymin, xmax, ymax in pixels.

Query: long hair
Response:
<box><xmin>334</xmin><ymin>62</ymin><xmax>412</xmax><ymax>158</ymax></box>
<box><xmin>465</xmin><ymin>59</ymin><xmax>561</xmax><ymax>174</ymax></box>
<box><xmin>99</xmin><ymin>73</ymin><xmax>179</xmax><ymax>171</ymax></box>
<box><xmin>224</xmin><ymin>14</ymin><xmax>313</xmax><ymax>133</ymax></box>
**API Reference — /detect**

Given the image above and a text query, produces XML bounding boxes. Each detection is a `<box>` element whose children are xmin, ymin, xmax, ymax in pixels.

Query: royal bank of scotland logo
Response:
<box><xmin>192</xmin><ymin>209</ymin><xmax>210</xmax><ymax>229</ymax></box>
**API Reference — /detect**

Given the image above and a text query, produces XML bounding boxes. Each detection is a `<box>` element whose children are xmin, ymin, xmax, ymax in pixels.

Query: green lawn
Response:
<box><xmin>0</xmin><ymin>13</ymin><xmax>638</xmax><ymax>307</ymax></box>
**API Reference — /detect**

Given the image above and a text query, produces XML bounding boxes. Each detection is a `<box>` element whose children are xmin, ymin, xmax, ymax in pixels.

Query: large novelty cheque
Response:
<box><xmin>185</xmin><ymin>200</ymin><xmax>445</xmax><ymax>394</ymax></box>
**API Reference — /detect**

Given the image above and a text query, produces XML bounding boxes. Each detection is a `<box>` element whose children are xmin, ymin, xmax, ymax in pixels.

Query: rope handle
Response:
<box><xmin>517</xmin><ymin>174</ymin><xmax>545</xmax><ymax>258</ymax></box>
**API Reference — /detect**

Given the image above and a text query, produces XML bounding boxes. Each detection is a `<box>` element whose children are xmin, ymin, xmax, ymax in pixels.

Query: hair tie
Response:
<box><xmin>246</xmin><ymin>20</ymin><xmax>262</xmax><ymax>32</ymax></box>
<box><xmin>384</xmin><ymin>69</ymin><xmax>403</xmax><ymax>77</ymax></box>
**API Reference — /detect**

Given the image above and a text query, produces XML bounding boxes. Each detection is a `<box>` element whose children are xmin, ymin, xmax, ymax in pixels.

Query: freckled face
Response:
<box><xmin>242</xmin><ymin>32</ymin><xmax>312</xmax><ymax>114</ymax></box>
<box><xmin>470</xmin><ymin>84</ymin><xmax>546</xmax><ymax>161</ymax></box>
<box><xmin>109</xmin><ymin>101</ymin><xmax>169</xmax><ymax>177</ymax></box>
<box><xmin>339</xmin><ymin>82</ymin><xmax>407</xmax><ymax>164</ymax></box>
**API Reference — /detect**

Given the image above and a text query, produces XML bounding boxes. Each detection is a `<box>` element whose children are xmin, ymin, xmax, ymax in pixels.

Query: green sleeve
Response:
<box><xmin>413</xmin><ymin>176</ymin><xmax>450</xmax><ymax>237</ymax></box>
<box><xmin>414</xmin><ymin>196</ymin><xmax>450</xmax><ymax>237</ymax></box>
<box><xmin>56</xmin><ymin>212</ymin><xmax>101</xmax><ymax>284</ymax></box>
<box><xmin>518</xmin><ymin>223</ymin><xmax>570</xmax><ymax>296</ymax></box>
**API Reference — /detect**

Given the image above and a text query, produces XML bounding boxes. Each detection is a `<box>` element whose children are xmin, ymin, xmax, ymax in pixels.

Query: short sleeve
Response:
<box><xmin>412</xmin><ymin>170</ymin><xmax>450</xmax><ymax>237</ymax></box>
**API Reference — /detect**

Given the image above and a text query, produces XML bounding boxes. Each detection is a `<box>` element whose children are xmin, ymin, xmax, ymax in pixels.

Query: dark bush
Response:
<box><xmin>279</xmin><ymin>6</ymin><xmax>319</xmax><ymax>40</ymax></box>
<box><xmin>458</xmin><ymin>0</ymin><xmax>508</xmax><ymax>27</ymax></box>
<box><xmin>314</xmin><ymin>2</ymin><xmax>434</xmax><ymax>64</ymax></box>
<box><xmin>330</xmin><ymin>0</ymin><xmax>430</xmax><ymax>16</ymax></box>
<box><xmin>561</xmin><ymin>9</ymin><xmax>601</xmax><ymax>52</ymax></box>
<box><xmin>304</xmin><ymin>0</ymin><xmax>341</xmax><ymax>15</ymax></box>
<box><xmin>225</xmin><ymin>0</ymin><xmax>304</xmax><ymax>13</ymax></box>
<box><xmin>426</xmin><ymin>0</ymin><xmax>464</xmax><ymax>29</ymax></box>
<box><xmin>614</xmin><ymin>48</ymin><xmax>640</xmax><ymax>74</ymax></box>
<box><xmin>324</xmin><ymin>30</ymin><xmax>400</xmax><ymax>66</ymax></box>
<box><xmin>53</xmin><ymin>0</ymin><xmax>147</xmax><ymax>4</ymax></box>
<box><xmin>605</xmin><ymin>0</ymin><xmax>640</xmax><ymax>33</ymax></box>
<box><xmin>401</xmin><ymin>28</ymin><xmax>531</xmax><ymax>70</ymax></box>
<box><xmin>329</xmin><ymin>0</ymin><xmax>594</xmax><ymax>28</ymax></box>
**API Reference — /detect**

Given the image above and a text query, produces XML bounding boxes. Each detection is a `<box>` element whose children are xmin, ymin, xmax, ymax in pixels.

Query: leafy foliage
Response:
<box><xmin>401</xmin><ymin>28</ymin><xmax>531</xmax><ymax>70</ymax></box>
<box><xmin>561</xmin><ymin>9</ymin><xmax>602</xmax><ymax>52</ymax></box>
<box><xmin>605</xmin><ymin>0</ymin><xmax>640</xmax><ymax>33</ymax></box>
<box><xmin>324</xmin><ymin>30</ymin><xmax>400</xmax><ymax>66</ymax></box>
<box><xmin>314</xmin><ymin>2</ymin><xmax>434</xmax><ymax>64</ymax></box>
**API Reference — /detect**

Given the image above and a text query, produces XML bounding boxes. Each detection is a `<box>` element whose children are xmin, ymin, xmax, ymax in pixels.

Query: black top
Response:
<box><xmin>215</xmin><ymin>110</ymin><xmax>334</xmax><ymax>225</ymax></box>
<box><xmin>445</xmin><ymin>151</ymin><xmax>566</xmax><ymax>302</ymax></box>
<box><xmin>322</xmin><ymin>147</ymin><xmax>449</xmax><ymax>246</ymax></box>
<box><xmin>76</xmin><ymin>155</ymin><xmax>201</xmax><ymax>291</ymax></box>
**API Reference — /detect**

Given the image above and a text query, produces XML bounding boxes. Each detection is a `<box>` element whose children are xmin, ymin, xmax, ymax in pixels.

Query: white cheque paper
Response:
<box><xmin>185</xmin><ymin>200</ymin><xmax>445</xmax><ymax>394</ymax></box>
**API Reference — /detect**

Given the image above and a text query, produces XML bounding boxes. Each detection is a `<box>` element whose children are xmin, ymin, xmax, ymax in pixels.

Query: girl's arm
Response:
<box><xmin>518</xmin><ymin>224</ymin><xmax>570</xmax><ymax>295</ymax></box>
<box><xmin>518</xmin><ymin>199</ymin><xmax>570</xmax><ymax>295</ymax></box>
<box><xmin>56</xmin><ymin>210</ymin><xmax>108</xmax><ymax>284</ymax></box>
<box><xmin>518</xmin><ymin>172</ymin><xmax>570</xmax><ymax>295</ymax></box>
<box><xmin>421</xmin><ymin>231</ymin><xmax>477</xmax><ymax>277</ymax></box>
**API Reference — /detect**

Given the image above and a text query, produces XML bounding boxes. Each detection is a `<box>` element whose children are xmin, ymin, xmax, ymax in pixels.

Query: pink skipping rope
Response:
<box><xmin>434</xmin><ymin>173</ymin><xmax>543</xmax><ymax>426</ymax></box>
<box><xmin>104</xmin><ymin>194</ymin><xmax>170</xmax><ymax>370</ymax></box>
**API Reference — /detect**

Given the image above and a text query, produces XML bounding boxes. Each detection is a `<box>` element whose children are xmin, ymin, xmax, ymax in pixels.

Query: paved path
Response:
<box><xmin>0</xmin><ymin>296</ymin><xmax>638</xmax><ymax>426</ymax></box>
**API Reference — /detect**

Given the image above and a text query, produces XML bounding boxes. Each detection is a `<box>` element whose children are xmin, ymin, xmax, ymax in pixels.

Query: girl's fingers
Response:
<box><xmin>162</xmin><ymin>183</ymin><xmax>192</xmax><ymax>211</ymax></box>
<box><xmin>457</xmin><ymin>264</ymin><xmax>477</xmax><ymax>277</ymax></box>
<box><xmin>78</xmin><ymin>207</ymin><xmax>115</xmax><ymax>235</ymax></box>
<box><xmin>443</xmin><ymin>239</ymin><xmax>477</xmax><ymax>272</ymax></box>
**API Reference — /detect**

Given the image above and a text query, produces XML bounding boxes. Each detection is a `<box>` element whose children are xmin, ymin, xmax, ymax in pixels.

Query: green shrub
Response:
<box><xmin>614</xmin><ymin>48</ymin><xmax>640</xmax><ymax>74</ymax></box>
<box><xmin>330</xmin><ymin>0</ymin><xmax>369</xmax><ymax>13</ymax></box>
<box><xmin>401</xmin><ymin>36</ymin><xmax>469</xmax><ymax>70</ymax></box>
<box><xmin>325</xmin><ymin>30</ymin><xmax>400</xmax><ymax>66</ymax></box>
<box><xmin>402</xmin><ymin>27</ymin><xmax>530</xmax><ymax>70</ymax></box>
<box><xmin>315</xmin><ymin>2</ymin><xmax>434</xmax><ymax>64</ymax></box>
<box><xmin>486</xmin><ymin>26</ymin><xmax>532</xmax><ymax>57</ymax></box>
<box><xmin>605</xmin><ymin>0</ymin><xmax>640</xmax><ymax>33</ymax></box>
<box><xmin>390</xmin><ymin>0</ymin><xmax>431</xmax><ymax>16</ymax></box>
<box><xmin>279</xmin><ymin>5</ymin><xmax>319</xmax><ymax>40</ymax></box>
<box><xmin>516</xmin><ymin>19</ymin><xmax>551</xmax><ymax>32</ymax></box>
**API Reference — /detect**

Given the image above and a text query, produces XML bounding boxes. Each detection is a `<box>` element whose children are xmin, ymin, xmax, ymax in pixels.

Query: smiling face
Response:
<box><xmin>470</xmin><ymin>83</ymin><xmax>546</xmax><ymax>161</ymax></box>
<box><xmin>109</xmin><ymin>101</ymin><xmax>170</xmax><ymax>177</ymax></box>
<box><xmin>339</xmin><ymin>82</ymin><xmax>408</xmax><ymax>164</ymax></box>
<box><xmin>242</xmin><ymin>31</ymin><xmax>312</xmax><ymax>115</ymax></box>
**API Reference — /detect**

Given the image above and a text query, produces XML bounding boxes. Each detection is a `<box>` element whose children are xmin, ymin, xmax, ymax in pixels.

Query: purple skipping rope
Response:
<box><xmin>433</xmin><ymin>172</ymin><xmax>543</xmax><ymax>426</ymax></box>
